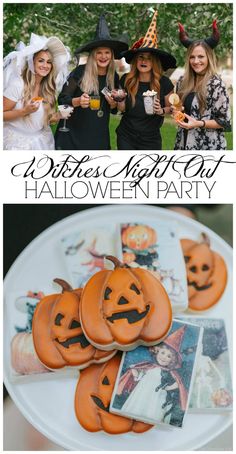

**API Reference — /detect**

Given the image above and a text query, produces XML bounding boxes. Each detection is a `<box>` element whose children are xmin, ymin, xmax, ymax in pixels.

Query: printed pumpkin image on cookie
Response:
<box><xmin>74</xmin><ymin>353</ymin><xmax>153</xmax><ymax>434</ymax></box>
<box><xmin>32</xmin><ymin>279</ymin><xmax>115</xmax><ymax>370</ymax></box>
<box><xmin>181</xmin><ymin>233</ymin><xmax>227</xmax><ymax>311</ymax></box>
<box><xmin>80</xmin><ymin>255</ymin><xmax>172</xmax><ymax>351</ymax></box>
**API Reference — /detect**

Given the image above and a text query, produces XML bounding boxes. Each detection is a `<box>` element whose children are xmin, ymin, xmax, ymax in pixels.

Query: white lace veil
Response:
<box><xmin>3</xmin><ymin>33</ymin><xmax>70</xmax><ymax>92</ymax></box>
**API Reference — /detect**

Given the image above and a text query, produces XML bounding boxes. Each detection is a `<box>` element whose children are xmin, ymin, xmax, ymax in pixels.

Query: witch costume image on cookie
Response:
<box><xmin>111</xmin><ymin>320</ymin><xmax>202</xmax><ymax>427</ymax></box>
<box><xmin>55</xmin><ymin>14</ymin><xmax>128</xmax><ymax>150</ymax></box>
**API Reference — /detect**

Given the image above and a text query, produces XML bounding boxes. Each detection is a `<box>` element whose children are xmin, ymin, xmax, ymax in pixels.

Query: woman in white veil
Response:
<box><xmin>3</xmin><ymin>33</ymin><xmax>70</xmax><ymax>150</ymax></box>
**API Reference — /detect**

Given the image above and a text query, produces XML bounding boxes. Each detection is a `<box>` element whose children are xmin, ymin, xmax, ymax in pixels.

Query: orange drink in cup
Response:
<box><xmin>169</xmin><ymin>93</ymin><xmax>183</xmax><ymax>111</ymax></box>
<box><xmin>169</xmin><ymin>93</ymin><xmax>185</xmax><ymax>122</ymax></box>
<box><xmin>90</xmin><ymin>95</ymin><xmax>100</xmax><ymax>110</ymax></box>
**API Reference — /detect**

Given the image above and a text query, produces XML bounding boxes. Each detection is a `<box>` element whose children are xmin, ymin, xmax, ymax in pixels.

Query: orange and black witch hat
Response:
<box><xmin>121</xmin><ymin>11</ymin><xmax>176</xmax><ymax>71</ymax></box>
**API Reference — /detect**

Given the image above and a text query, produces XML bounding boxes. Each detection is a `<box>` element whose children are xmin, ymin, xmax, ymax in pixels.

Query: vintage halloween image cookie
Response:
<box><xmin>120</xmin><ymin>222</ymin><xmax>188</xmax><ymax>313</ymax></box>
<box><xmin>74</xmin><ymin>353</ymin><xmax>153</xmax><ymax>434</ymax></box>
<box><xmin>181</xmin><ymin>233</ymin><xmax>227</xmax><ymax>311</ymax></box>
<box><xmin>32</xmin><ymin>278</ymin><xmax>115</xmax><ymax>369</ymax></box>
<box><xmin>110</xmin><ymin>320</ymin><xmax>202</xmax><ymax>428</ymax></box>
<box><xmin>80</xmin><ymin>255</ymin><xmax>172</xmax><ymax>351</ymax></box>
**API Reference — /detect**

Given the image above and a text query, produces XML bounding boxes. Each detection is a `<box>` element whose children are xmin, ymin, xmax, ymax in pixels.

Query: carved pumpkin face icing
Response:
<box><xmin>80</xmin><ymin>256</ymin><xmax>172</xmax><ymax>350</ymax></box>
<box><xmin>74</xmin><ymin>354</ymin><xmax>152</xmax><ymax>434</ymax></box>
<box><xmin>32</xmin><ymin>279</ymin><xmax>115</xmax><ymax>369</ymax></box>
<box><xmin>181</xmin><ymin>233</ymin><xmax>227</xmax><ymax>311</ymax></box>
<box><xmin>122</xmin><ymin>225</ymin><xmax>157</xmax><ymax>250</ymax></box>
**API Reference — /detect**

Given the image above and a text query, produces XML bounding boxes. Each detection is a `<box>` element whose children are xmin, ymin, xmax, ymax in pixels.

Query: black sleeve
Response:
<box><xmin>119</xmin><ymin>73</ymin><xmax>127</xmax><ymax>89</ymax></box>
<box><xmin>161</xmin><ymin>76</ymin><xmax>174</xmax><ymax>96</ymax></box>
<box><xmin>58</xmin><ymin>66</ymin><xmax>84</xmax><ymax>106</ymax></box>
<box><xmin>114</xmin><ymin>71</ymin><xmax>120</xmax><ymax>89</ymax></box>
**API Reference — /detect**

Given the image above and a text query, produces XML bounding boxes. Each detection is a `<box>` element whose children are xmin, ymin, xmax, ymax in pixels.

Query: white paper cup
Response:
<box><xmin>143</xmin><ymin>95</ymin><xmax>157</xmax><ymax>115</ymax></box>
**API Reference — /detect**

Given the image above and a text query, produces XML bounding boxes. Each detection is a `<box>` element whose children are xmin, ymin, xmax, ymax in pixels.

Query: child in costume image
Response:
<box><xmin>116</xmin><ymin>11</ymin><xmax>176</xmax><ymax>150</ymax></box>
<box><xmin>3</xmin><ymin>33</ymin><xmax>70</xmax><ymax>150</ymax></box>
<box><xmin>55</xmin><ymin>15</ymin><xmax>128</xmax><ymax>150</ymax></box>
<box><xmin>174</xmin><ymin>20</ymin><xmax>231</xmax><ymax>150</ymax></box>
<box><xmin>117</xmin><ymin>326</ymin><xmax>188</xmax><ymax>426</ymax></box>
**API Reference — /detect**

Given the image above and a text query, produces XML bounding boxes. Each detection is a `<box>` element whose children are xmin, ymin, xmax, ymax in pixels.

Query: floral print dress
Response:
<box><xmin>174</xmin><ymin>75</ymin><xmax>231</xmax><ymax>150</ymax></box>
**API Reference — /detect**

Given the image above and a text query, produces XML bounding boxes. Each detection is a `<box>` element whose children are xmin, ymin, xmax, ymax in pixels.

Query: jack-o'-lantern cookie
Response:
<box><xmin>181</xmin><ymin>233</ymin><xmax>227</xmax><ymax>311</ymax></box>
<box><xmin>32</xmin><ymin>279</ymin><xmax>115</xmax><ymax>370</ymax></box>
<box><xmin>74</xmin><ymin>353</ymin><xmax>153</xmax><ymax>434</ymax></box>
<box><xmin>80</xmin><ymin>256</ymin><xmax>172</xmax><ymax>351</ymax></box>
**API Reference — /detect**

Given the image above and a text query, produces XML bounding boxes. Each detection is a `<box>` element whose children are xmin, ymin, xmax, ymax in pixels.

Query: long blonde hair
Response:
<box><xmin>80</xmin><ymin>48</ymin><xmax>116</xmax><ymax>94</ymax></box>
<box><xmin>22</xmin><ymin>50</ymin><xmax>57</xmax><ymax>126</ymax></box>
<box><xmin>125</xmin><ymin>53</ymin><xmax>163</xmax><ymax>107</ymax></box>
<box><xmin>178</xmin><ymin>41</ymin><xmax>217</xmax><ymax>114</ymax></box>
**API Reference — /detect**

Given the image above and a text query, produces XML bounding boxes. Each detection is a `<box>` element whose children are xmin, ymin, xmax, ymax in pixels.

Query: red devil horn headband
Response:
<box><xmin>178</xmin><ymin>20</ymin><xmax>220</xmax><ymax>49</ymax></box>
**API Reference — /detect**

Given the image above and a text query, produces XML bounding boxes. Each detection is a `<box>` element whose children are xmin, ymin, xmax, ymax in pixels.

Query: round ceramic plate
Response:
<box><xmin>4</xmin><ymin>205</ymin><xmax>233</xmax><ymax>451</ymax></box>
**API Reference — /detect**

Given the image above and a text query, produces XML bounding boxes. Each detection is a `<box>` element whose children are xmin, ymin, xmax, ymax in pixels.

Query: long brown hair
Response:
<box><xmin>178</xmin><ymin>41</ymin><xmax>217</xmax><ymax>114</ymax></box>
<box><xmin>22</xmin><ymin>50</ymin><xmax>57</xmax><ymax>126</ymax></box>
<box><xmin>124</xmin><ymin>53</ymin><xmax>163</xmax><ymax>107</ymax></box>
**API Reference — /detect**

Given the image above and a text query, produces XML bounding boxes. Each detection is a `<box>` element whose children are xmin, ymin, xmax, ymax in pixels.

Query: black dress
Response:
<box><xmin>116</xmin><ymin>75</ymin><xmax>174</xmax><ymax>150</ymax></box>
<box><xmin>55</xmin><ymin>65</ymin><xmax>119</xmax><ymax>150</ymax></box>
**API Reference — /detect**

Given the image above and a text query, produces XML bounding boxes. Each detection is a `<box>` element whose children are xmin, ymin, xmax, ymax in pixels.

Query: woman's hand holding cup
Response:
<box><xmin>80</xmin><ymin>93</ymin><xmax>90</xmax><ymax>108</ymax></box>
<box><xmin>153</xmin><ymin>98</ymin><xmax>164</xmax><ymax>115</ymax></box>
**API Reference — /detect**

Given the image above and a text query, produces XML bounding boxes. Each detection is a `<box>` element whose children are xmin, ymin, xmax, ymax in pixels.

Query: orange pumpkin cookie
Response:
<box><xmin>32</xmin><ymin>279</ymin><xmax>115</xmax><ymax>370</ymax></box>
<box><xmin>74</xmin><ymin>353</ymin><xmax>153</xmax><ymax>434</ymax></box>
<box><xmin>181</xmin><ymin>233</ymin><xmax>227</xmax><ymax>311</ymax></box>
<box><xmin>80</xmin><ymin>256</ymin><xmax>172</xmax><ymax>351</ymax></box>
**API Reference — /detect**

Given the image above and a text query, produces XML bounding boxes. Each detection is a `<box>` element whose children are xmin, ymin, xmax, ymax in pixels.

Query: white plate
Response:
<box><xmin>4</xmin><ymin>205</ymin><xmax>233</xmax><ymax>451</ymax></box>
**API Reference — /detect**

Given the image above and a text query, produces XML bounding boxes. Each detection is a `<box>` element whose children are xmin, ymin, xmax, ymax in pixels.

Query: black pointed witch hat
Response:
<box><xmin>75</xmin><ymin>14</ymin><xmax>128</xmax><ymax>59</ymax></box>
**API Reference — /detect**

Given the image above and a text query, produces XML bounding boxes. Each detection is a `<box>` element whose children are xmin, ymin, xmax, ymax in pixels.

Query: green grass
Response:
<box><xmin>52</xmin><ymin>113</ymin><xmax>232</xmax><ymax>150</ymax></box>
<box><xmin>109</xmin><ymin>114</ymin><xmax>233</xmax><ymax>150</ymax></box>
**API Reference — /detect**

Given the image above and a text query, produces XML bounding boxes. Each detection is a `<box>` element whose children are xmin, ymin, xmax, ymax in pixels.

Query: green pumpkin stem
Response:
<box><xmin>53</xmin><ymin>278</ymin><xmax>73</xmax><ymax>293</ymax></box>
<box><xmin>201</xmin><ymin>232</ymin><xmax>210</xmax><ymax>247</ymax></box>
<box><xmin>105</xmin><ymin>255</ymin><xmax>126</xmax><ymax>269</ymax></box>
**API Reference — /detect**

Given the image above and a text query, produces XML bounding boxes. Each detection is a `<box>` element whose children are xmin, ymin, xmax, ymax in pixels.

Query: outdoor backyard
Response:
<box><xmin>109</xmin><ymin>113</ymin><xmax>233</xmax><ymax>150</ymax></box>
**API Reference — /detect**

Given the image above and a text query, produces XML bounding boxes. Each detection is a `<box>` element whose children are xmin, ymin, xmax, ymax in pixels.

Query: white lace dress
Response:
<box><xmin>3</xmin><ymin>75</ymin><xmax>55</xmax><ymax>150</ymax></box>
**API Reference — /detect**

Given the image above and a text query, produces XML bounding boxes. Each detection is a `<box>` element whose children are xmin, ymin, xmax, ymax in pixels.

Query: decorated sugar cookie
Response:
<box><xmin>74</xmin><ymin>353</ymin><xmax>153</xmax><ymax>434</ymax></box>
<box><xmin>181</xmin><ymin>233</ymin><xmax>227</xmax><ymax>311</ymax></box>
<box><xmin>32</xmin><ymin>279</ymin><xmax>115</xmax><ymax>369</ymax></box>
<box><xmin>80</xmin><ymin>256</ymin><xmax>172</xmax><ymax>351</ymax></box>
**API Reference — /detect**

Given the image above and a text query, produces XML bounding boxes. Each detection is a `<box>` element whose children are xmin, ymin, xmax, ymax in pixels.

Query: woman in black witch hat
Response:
<box><xmin>55</xmin><ymin>15</ymin><xmax>128</xmax><ymax>150</ymax></box>
<box><xmin>174</xmin><ymin>20</ymin><xmax>231</xmax><ymax>150</ymax></box>
<box><xmin>116</xmin><ymin>11</ymin><xmax>177</xmax><ymax>150</ymax></box>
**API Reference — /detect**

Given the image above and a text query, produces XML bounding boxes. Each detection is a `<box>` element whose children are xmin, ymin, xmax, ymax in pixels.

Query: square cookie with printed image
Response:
<box><xmin>110</xmin><ymin>319</ymin><xmax>202</xmax><ymax>428</ymax></box>
<box><xmin>120</xmin><ymin>222</ymin><xmax>188</xmax><ymax>312</ymax></box>
<box><xmin>60</xmin><ymin>227</ymin><xmax>116</xmax><ymax>288</ymax></box>
<box><xmin>6</xmin><ymin>289</ymin><xmax>53</xmax><ymax>380</ymax></box>
<box><xmin>178</xmin><ymin>317</ymin><xmax>233</xmax><ymax>411</ymax></box>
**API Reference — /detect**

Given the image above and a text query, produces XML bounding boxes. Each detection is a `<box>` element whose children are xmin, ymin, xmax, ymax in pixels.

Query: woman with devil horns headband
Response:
<box><xmin>174</xmin><ymin>20</ymin><xmax>231</xmax><ymax>150</ymax></box>
<box><xmin>116</xmin><ymin>11</ymin><xmax>177</xmax><ymax>150</ymax></box>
